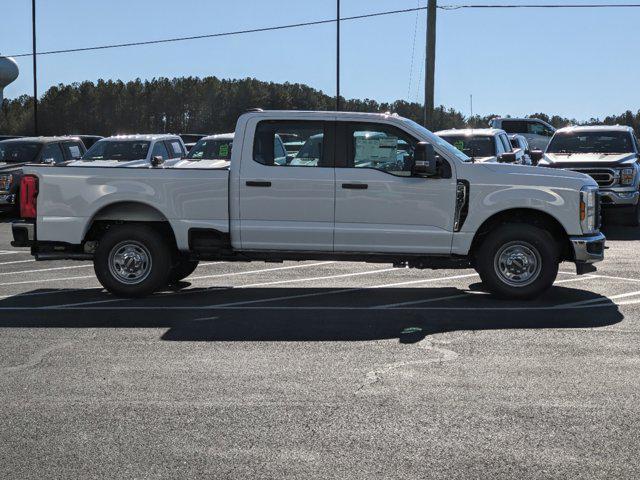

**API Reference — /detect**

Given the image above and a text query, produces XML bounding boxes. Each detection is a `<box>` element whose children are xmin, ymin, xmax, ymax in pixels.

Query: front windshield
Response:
<box><xmin>403</xmin><ymin>119</ymin><xmax>471</xmax><ymax>162</ymax></box>
<box><xmin>547</xmin><ymin>131</ymin><xmax>634</xmax><ymax>154</ymax></box>
<box><xmin>0</xmin><ymin>142</ymin><xmax>41</xmax><ymax>163</ymax></box>
<box><xmin>83</xmin><ymin>140</ymin><xmax>151</xmax><ymax>161</ymax></box>
<box><xmin>439</xmin><ymin>135</ymin><xmax>495</xmax><ymax>158</ymax></box>
<box><xmin>186</xmin><ymin>138</ymin><xmax>233</xmax><ymax>160</ymax></box>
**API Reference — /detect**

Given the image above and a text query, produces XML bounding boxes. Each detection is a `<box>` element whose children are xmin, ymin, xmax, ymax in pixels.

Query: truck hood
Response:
<box><xmin>542</xmin><ymin>152</ymin><xmax>638</xmax><ymax>169</ymax></box>
<box><xmin>68</xmin><ymin>159</ymin><xmax>150</xmax><ymax>168</ymax></box>
<box><xmin>479</xmin><ymin>162</ymin><xmax>596</xmax><ymax>189</ymax></box>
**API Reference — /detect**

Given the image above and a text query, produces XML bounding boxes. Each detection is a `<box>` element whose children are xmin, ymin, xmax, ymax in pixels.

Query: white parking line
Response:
<box><xmin>0</xmin><ymin>264</ymin><xmax>93</xmax><ymax>276</ymax></box>
<box><xmin>0</xmin><ymin>275</ymin><xmax>96</xmax><ymax>287</ymax></box>
<box><xmin>188</xmin><ymin>262</ymin><xmax>334</xmax><ymax>281</ymax></box>
<box><xmin>0</xmin><ymin>259</ymin><xmax>36</xmax><ymax>266</ymax></box>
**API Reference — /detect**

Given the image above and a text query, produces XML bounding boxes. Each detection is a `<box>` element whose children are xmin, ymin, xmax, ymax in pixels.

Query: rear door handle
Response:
<box><xmin>342</xmin><ymin>183</ymin><xmax>368</xmax><ymax>190</ymax></box>
<box><xmin>246</xmin><ymin>181</ymin><xmax>271</xmax><ymax>187</ymax></box>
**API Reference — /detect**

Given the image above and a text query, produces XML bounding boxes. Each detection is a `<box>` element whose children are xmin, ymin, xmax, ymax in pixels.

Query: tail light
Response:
<box><xmin>19</xmin><ymin>175</ymin><xmax>38</xmax><ymax>219</ymax></box>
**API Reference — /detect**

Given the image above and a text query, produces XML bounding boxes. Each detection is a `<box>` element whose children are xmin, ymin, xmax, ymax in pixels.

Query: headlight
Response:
<box><xmin>0</xmin><ymin>174</ymin><xmax>12</xmax><ymax>192</ymax></box>
<box><xmin>580</xmin><ymin>185</ymin><xmax>598</xmax><ymax>234</ymax></box>
<box><xmin>620</xmin><ymin>168</ymin><xmax>635</xmax><ymax>186</ymax></box>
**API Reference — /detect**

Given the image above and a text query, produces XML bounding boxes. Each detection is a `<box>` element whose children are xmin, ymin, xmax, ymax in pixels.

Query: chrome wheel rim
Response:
<box><xmin>494</xmin><ymin>241</ymin><xmax>542</xmax><ymax>287</ymax></box>
<box><xmin>108</xmin><ymin>241</ymin><xmax>152</xmax><ymax>285</ymax></box>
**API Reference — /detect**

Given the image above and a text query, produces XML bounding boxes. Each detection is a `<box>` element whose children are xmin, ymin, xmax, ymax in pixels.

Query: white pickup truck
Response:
<box><xmin>11</xmin><ymin>110</ymin><xmax>605</xmax><ymax>300</ymax></box>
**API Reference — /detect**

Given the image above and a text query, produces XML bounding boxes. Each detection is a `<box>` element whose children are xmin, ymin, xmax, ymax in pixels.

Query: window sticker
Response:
<box><xmin>68</xmin><ymin>145</ymin><xmax>81</xmax><ymax>158</ymax></box>
<box><xmin>219</xmin><ymin>143</ymin><xmax>229</xmax><ymax>157</ymax></box>
<box><xmin>355</xmin><ymin>136</ymin><xmax>398</xmax><ymax>162</ymax></box>
<box><xmin>453</xmin><ymin>140</ymin><xmax>465</xmax><ymax>151</ymax></box>
<box><xmin>171</xmin><ymin>142</ymin><xmax>182</xmax><ymax>155</ymax></box>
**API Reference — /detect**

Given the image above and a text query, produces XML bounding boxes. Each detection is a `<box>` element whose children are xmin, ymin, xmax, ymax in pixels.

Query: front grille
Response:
<box><xmin>571</xmin><ymin>168</ymin><xmax>616</xmax><ymax>188</ymax></box>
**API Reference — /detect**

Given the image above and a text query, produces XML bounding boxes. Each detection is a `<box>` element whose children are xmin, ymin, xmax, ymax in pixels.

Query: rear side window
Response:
<box><xmin>501</xmin><ymin>120</ymin><xmax>527</xmax><ymax>134</ymax></box>
<box><xmin>499</xmin><ymin>134</ymin><xmax>512</xmax><ymax>152</ymax></box>
<box><xmin>528</xmin><ymin>122</ymin><xmax>554</xmax><ymax>137</ymax></box>
<box><xmin>253</xmin><ymin>121</ymin><xmax>331</xmax><ymax>167</ymax></box>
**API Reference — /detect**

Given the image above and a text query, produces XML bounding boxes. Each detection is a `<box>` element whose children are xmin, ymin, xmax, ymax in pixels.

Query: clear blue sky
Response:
<box><xmin>2</xmin><ymin>0</ymin><xmax>640</xmax><ymax>120</ymax></box>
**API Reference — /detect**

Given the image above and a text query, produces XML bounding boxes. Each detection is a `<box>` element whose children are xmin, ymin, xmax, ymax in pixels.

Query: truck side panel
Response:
<box><xmin>29</xmin><ymin>166</ymin><xmax>229</xmax><ymax>251</ymax></box>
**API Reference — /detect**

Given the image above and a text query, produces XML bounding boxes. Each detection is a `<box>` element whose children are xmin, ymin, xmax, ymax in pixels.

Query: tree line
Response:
<box><xmin>2</xmin><ymin>76</ymin><xmax>640</xmax><ymax>136</ymax></box>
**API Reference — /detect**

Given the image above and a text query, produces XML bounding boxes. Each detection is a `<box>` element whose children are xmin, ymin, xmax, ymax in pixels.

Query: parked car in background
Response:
<box><xmin>278</xmin><ymin>133</ymin><xmax>306</xmax><ymax>157</ymax></box>
<box><xmin>490</xmin><ymin>118</ymin><xmax>556</xmax><ymax>150</ymax></box>
<box><xmin>68</xmin><ymin>135</ymin><xmax>103</xmax><ymax>149</ymax></box>
<box><xmin>71</xmin><ymin>134</ymin><xmax>186</xmax><ymax>167</ymax></box>
<box><xmin>509</xmin><ymin>134</ymin><xmax>533</xmax><ymax>165</ymax></box>
<box><xmin>436</xmin><ymin>128</ymin><xmax>528</xmax><ymax>164</ymax></box>
<box><xmin>172</xmin><ymin>133</ymin><xmax>233</xmax><ymax>169</ymax></box>
<box><xmin>0</xmin><ymin>136</ymin><xmax>86</xmax><ymax>214</ymax></box>
<box><xmin>12</xmin><ymin>110</ymin><xmax>604</xmax><ymax>300</ymax></box>
<box><xmin>540</xmin><ymin>125</ymin><xmax>640</xmax><ymax>225</ymax></box>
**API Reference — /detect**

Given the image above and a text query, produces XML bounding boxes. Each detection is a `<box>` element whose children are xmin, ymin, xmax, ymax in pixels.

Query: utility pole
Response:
<box><xmin>32</xmin><ymin>0</ymin><xmax>38</xmax><ymax>135</ymax></box>
<box><xmin>336</xmin><ymin>0</ymin><xmax>341</xmax><ymax>111</ymax></box>
<box><xmin>424</xmin><ymin>0</ymin><xmax>437</xmax><ymax>129</ymax></box>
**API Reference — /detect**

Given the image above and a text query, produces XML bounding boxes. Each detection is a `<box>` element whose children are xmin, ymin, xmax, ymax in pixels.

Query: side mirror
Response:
<box><xmin>530</xmin><ymin>150</ymin><xmax>544</xmax><ymax>165</ymax></box>
<box><xmin>498</xmin><ymin>152</ymin><xmax>517</xmax><ymax>163</ymax></box>
<box><xmin>151</xmin><ymin>155</ymin><xmax>165</xmax><ymax>168</ymax></box>
<box><xmin>412</xmin><ymin>142</ymin><xmax>438</xmax><ymax>177</ymax></box>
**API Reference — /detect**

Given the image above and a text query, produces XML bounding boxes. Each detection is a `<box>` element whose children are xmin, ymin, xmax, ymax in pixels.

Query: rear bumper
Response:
<box><xmin>570</xmin><ymin>232</ymin><xmax>606</xmax><ymax>265</ymax></box>
<box><xmin>11</xmin><ymin>220</ymin><xmax>35</xmax><ymax>247</ymax></box>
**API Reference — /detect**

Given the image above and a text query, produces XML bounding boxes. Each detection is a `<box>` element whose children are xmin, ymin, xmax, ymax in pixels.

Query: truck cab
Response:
<box><xmin>540</xmin><ymin>125</ymin><xmax>640</xmax><ymax>225</ymax></box>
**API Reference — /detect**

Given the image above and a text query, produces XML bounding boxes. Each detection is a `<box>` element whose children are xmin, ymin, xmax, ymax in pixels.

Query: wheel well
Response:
<box><xmin>470</xmin><ymin>209</ymin><xmax>572</xmax><ymax>261</ymax></box>
<box><xmin>83</xmin><ymin>202</ymin><xmax>177</xmax><ymax>250</ymax></box>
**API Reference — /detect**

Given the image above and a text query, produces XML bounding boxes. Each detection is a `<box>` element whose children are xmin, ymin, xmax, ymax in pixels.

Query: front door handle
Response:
<box><xmin>342</xmin><ymin>183</ymin><xmax>368</xmax><ymax>190</ymax></box>
<box><xmin>246</xmin><ymin>181</ymin><xmax>271</xmax><ymax>187</ymax></box>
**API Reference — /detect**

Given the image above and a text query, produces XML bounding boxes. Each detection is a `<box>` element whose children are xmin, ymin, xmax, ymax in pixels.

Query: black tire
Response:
<box><xmin>94</xmin><ymin>224</ymin><xmax>171</xmax><ymax>297</ymax></box>
<box><xmin>168</xmin><ymin>259</ymin><xmax>199</xmax><ymax>284</ymax></box>
<box><xmin>475</xmin><ymin>224</ymin><xmax>559</xmax><ymax>300</ymax></box>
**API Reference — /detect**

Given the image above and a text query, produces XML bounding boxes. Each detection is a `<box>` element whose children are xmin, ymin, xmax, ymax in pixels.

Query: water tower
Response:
<box><xmin>0</xmin><ymin>56</ymin><xmax>19</xmax><ymax>104</ymax></box>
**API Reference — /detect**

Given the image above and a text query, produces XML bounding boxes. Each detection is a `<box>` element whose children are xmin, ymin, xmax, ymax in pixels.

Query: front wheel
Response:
<box><xmin>94</xmin><ymin>225</ymin><xmax>172</xmax><ymax>297</ymax></box>
<box><xmin>475</xmin><ymin>224</ymin><xmax>559</xmax><ymax>300</ymax></box>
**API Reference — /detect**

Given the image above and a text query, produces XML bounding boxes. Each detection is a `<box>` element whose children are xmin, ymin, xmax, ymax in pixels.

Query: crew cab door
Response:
<box><xmin>334</xmin><ymin>122</ymin><xmax>456</xmax><ymax>254</ymax></box>
<box><xmin>238</xmin><ymin>119</ymin><xmax>335</xmax><ymax>250</ymax></box>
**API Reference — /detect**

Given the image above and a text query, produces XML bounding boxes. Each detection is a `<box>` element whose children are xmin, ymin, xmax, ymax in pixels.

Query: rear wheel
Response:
<box><xmin>475</xmin><ymin>224</ymin><xmax>559</xmax><ymax>300</ymax></box>
<box><xmin>94</xmin><ymin>225</ymin><xmax>171</xmax><ymax>297</ymax></box>
<box><xmin>168</xmin><ymin>259</ymin><xmax>199</xmax><ymax>284</ymax></box>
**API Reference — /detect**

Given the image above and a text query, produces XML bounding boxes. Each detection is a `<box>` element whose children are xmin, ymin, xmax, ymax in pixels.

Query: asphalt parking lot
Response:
<box><xmin>0</xmin><ymin>216</ymin><xmax>639</xmax><ymax>479</ymax></box>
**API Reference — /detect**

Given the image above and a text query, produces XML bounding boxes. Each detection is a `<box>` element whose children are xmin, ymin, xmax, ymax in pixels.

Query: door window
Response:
<box><xmin>61</xmin><ymin>142</ymin><xmax>84</xmax><ymax>160</ymax></box>
<box><xmin>499</xmin><ymin>134</ymin><xmax>513</xmax><ymax>152</ymax></box>
<box><xmin>495</xmin><ymin>136</ymin><xmax>506</xmax><ymax>155</ymax></box>
<box><xmin>253</xmin><ymin>121</ymin><xmax>329</xmax><ymax>167</ymax></box>
<box><xmin>40</xmin><ymin>143</ymin><xmax>65</xmax><ymax>164</ymax></box>
<box><xmin>151</xmin><ymin>141</ymin><xmax>170</xmax><ymax>160</ymax></box>
<box><xmin>347</xmin><ymin>123</ymin><xmax>418</xmax><ymax>177</ymax></box>
<box><xmin>167</xmin><ymin>140</ymin><xmax>184</xmax><ymax>158</ymax></box>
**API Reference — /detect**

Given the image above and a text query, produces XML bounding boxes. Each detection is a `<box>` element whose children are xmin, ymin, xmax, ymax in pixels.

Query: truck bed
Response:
<box><xmin>27</xmin><ymin>165</ymin><xmax>230</xmax><ymax>251</ymax></box>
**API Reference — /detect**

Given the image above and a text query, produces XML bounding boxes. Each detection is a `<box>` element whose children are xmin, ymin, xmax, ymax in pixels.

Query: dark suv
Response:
<box><xmin>0</xmin><ymin>136</ymin><xmax>86</xmax><ymax>215</ymax></box>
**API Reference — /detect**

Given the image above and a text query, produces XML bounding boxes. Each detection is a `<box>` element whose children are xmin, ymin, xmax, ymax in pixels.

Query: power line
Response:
<box><xmin>3</xmin><ymin>3</ymin><xmax>640</xmax><ymax>59</ymax></box>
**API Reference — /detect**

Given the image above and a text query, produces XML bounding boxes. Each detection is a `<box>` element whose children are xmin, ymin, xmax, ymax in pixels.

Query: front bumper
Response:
<box><xmin>599</xmin><ymin>189</ymin><xmax>639</xmax><ymax>207</ymax></box>
<box><xmin>570</xmin><ymin>232</ymin><xmax>606</xmax><ymax>271</ymax></box>
<box><xmin>11</xmin><ymin>220</ymin><xmax>35</xmax><ymax>247</ymax></box>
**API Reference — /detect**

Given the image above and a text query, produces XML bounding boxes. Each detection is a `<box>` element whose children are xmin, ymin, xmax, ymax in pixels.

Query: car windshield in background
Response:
<box><xmin>547</xmin><ymin>132</ymin><xmax>634</xmax><ymax>154</ymax></box>
<box><xmin>186</xmin><ymin>139</ymin><xmax>233</xmax><ymax>160</ymax></box>
<box><xmin>0</xmin><ymin>142</ymin><xmax>41</xmax><ymax>163</ymax></box>
<box><xmin>83</xmin><ymin>141</ymin><xmax>151</xmax><ymax>161</ymax></box>
<box><xmin>439</xmin><ymin>136</ymin><xmax>495</xmax><ymax>158</ymax></box>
